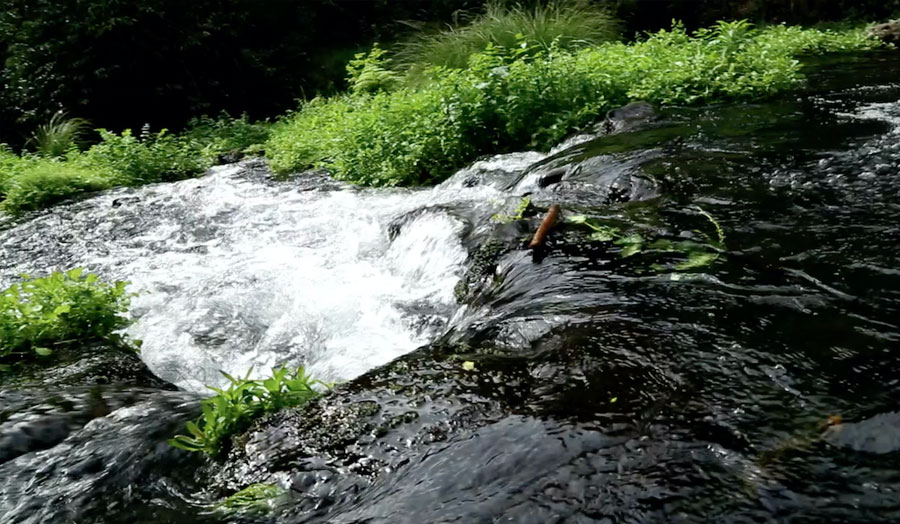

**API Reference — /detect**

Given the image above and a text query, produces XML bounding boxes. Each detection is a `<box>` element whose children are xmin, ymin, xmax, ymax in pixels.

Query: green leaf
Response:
<box><xmin>589</xmin><ymin>228</ymin><xmax>616</xmax><ymax>242</ymax></box>
<box><xmin>675</xmin><ymin>251</ymin><xmax>719</xmax><ymax>271</ymax></box>
<box><xmin>33</xmin><ymin>347</ymin><xmax>53</xmax><ymax>356</ymax></box>
<box><xmin>186</xmin><ymin>420</ymin><xmax>205</xmax><ymax>439</ymax></box>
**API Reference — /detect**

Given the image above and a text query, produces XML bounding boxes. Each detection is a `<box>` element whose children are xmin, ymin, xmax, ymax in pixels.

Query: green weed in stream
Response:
<box><xmin>169</xmin><ymin>366</ymin><xmax>326</xmax><ymax>456</ymax></box>
<box><xmin>216</xmin><ymin>483</ymin><xmax>285</xmax><ymax>515</ymax></box>
<box><xmin>0</xmin><ymin>269</ymin><xmax>134</xmax><ymax>362</ymax></box>
<box><xmin>566</xmin><ymin>206</ymin><xmax>726</xmax><ymax>273</ymax></box>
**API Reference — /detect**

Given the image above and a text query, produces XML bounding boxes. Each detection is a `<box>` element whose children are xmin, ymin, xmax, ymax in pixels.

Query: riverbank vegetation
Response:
<box><xmin>265</xmin><ymin>20</ymin><xmax>881</xmax><ymax>186</ymax></box>
<box><xmin>0</xmin><ymin>269</ymin><xmax>134</xmax><ymax>367</ymax></box>
<box><xmin>0</xmin><ymin>3</ymin><xmax>889</xmax><ymax>213</ymax></box>
<box><xmin>0</xmin><ymin>115</ymin><xmax>270</xmax><ymax>215</ymax></box>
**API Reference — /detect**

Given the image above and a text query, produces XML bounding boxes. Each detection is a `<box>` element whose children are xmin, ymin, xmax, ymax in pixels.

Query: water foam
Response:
<box><xmin>0</xmin><ymin>159</ymin><xmax>529</xmax><ymax>391</ymax></box>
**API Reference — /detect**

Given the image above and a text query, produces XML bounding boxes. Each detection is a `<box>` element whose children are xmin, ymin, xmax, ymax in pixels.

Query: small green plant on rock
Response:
<box><xmin>491</xmin><ymin>196</ymin><xmax>532</xmax><ymax>223</ymax></box>
<box><xmin>0</xmin><ymin>269</ymin><xmax>134</xmax><ymax>363</ymax></box>
<box><xmin>169</xmin><ymin>365</ymin><xmax>326</xmax><ymax>456</ymax></box>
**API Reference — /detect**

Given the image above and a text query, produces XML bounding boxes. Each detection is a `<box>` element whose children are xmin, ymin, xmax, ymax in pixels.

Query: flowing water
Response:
<box><xmin>2</xmin><ymin>52</ymin><xmax>900</xmax><ymax>522</ymax></box>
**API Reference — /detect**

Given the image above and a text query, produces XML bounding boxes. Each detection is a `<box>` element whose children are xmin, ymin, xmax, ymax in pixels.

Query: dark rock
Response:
<box><xmin>218</xmin><ymin>149</ymin><xmax>245</xmax><ymax>165</ymax></box>
<box><xmin>598</xmin><ymin>101</ymin><xmax>657</xmax><ymax>135</ymax></box>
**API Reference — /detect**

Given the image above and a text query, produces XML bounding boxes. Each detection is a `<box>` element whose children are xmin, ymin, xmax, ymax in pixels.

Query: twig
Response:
<box><xmin>529</xmin><ymin>204</ymin><xmax>561</xmax><ymax>249</ymax></box>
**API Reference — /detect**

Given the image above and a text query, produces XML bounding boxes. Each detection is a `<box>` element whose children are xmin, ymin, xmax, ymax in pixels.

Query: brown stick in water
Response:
<box><xmin>529</xmin><ymin>204</ymin><xmax>561</xmax><ymax>249</ymax></box>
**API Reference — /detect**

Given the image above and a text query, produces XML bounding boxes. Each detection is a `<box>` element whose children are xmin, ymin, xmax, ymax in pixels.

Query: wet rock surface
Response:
<box><xmin>216</xmin><ymin>55</ymin><xmax>900</xmax><ymax>523</ymax></box>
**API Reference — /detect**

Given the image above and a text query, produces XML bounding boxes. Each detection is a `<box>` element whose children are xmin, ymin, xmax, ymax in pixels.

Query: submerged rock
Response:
<box><xmin>824</xmin><ymin>412</ymin><xmax>900</xmax><ymax>454</ymax></box>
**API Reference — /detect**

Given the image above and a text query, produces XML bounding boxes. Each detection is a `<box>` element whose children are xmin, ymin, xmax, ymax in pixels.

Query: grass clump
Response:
<box><xmin>394</xmin><ymin>1</ymin><xmax>620</xmax><ymax>75</ymax></box>
<box><xmin>169</xmin><ymin>366</ymin><xmax>325</xmax><ymax>456</ymax></box>
<box><xmin>0</xmin><ymin>268</ymin><xmax>134</xmax><ymax>363</ymax></box>
<box><xmin>26</xmin><ymin>111</ymin><xmax>91</xmax><ymax>158</ymax></box>
<box><xmin>266</xmin><ymin>21</ymin><xmax>881</xmax><ymax>186</ymax></box>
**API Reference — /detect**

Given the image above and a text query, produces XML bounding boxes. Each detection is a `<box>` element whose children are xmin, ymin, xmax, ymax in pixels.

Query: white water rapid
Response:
<box><xmin>0</xmin><ymin>155</ymin><xmax>543</xmax><ymax>392</ymax></box>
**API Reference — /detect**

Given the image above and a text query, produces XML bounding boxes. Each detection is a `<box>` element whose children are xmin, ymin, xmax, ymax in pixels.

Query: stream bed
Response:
<box><xmin>2</xmin><ymin>52</ymin><xmax>900</xmax><ymax>522</ymax></box>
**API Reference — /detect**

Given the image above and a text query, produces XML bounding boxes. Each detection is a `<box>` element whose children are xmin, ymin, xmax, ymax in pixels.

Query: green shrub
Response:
<box><xmin>266</xmin><ymin>86</ymin><xmax>475</xmax><ymax>185</ymax></box>
<box><xmin>1</xmin><ymin>161</ymin><xmax>119</xmax><ymax>215</ymax></box>
<box><xmin>0</xmin><ymin>146</ymin><xmax>32</xmax><ymax>199</ymax></box>
<box><xmin>394</xmin><ymin>1</ymin><xmax>620</xmax><ymax>76</ymax></box>
<box><xmin>266</xmin><ymin>21</ymin><xmax>880</xmax><ymax>186</ymax></box>
<box><xmin>0</xmin><ymin>268</ymin><xmax>134</xmax><ymax>362</ymax></box>
<box><xmin>184</xmin><ymin>113</ymin><xmax>272</xmax><ymax>160</ymax></box>
<box><xmin>26</xmin><ymin>111</ymin><xmax>90</xmax><ymax>158</ymax></box>
<box><xmin>346</xmin><ymin>44</ymin><xmax>401</xmax><ymax>94</ymax></box>
<box><xmin>169</xmin><ymin>366</ymin><xmax>325</xmax><ymax>456</ymax></box>
<box><xmin>76</xmin><ymin>128</ymin><xmax>210</xmax><ymax>186</ymax></box>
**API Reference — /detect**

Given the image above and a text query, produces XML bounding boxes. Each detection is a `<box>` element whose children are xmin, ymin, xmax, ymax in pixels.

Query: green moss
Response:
<box><xmin>454</xmin><ymin>240</ymin><xmax>507</xmax><ymax>303</ymax></box>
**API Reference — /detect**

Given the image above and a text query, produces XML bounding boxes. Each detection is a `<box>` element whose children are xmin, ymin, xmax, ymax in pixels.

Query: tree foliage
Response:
<box><xmin>0</xmin><ymin>0</ymin><xmax>480</xmax><ymax>145</ymax></box>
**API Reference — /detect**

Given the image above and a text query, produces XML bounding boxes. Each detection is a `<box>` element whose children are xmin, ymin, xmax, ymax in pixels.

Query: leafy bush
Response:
<box><xmin>0</xmin><ymin>268</ymin><xmax>134</xmax><ymax>361</ymax></box>
<box><xmin>266</xmin><ymin>86</ymin><xmax>474</xmax><ymax>186</ymax></box>
<box><xmin>346</xmin><ymin>44</ymin><xmax>401</xmax><ymax>94</ymax></box>
<box><xmin>266</xmin><ymin>22</ymin><xmax>881</xmax><ymax>186</ymax></box>
<box><xmin>26</xmin><ymin>111</ymin><xmax>90</xmax><ymax>158</ymax></box>
<box><xmin>1</xmin><ymin>161</ymin><xmax>119</xmax><ymax>215</ymax></box>
<box><xmin>169</xmin><ymin>366</ymin><xmax>325</xmax><ymax>456</ymax></box>
<box><xmin>75</xmin><ymin>128</ymin><xmax>210</xmax><ymax>186</ymax></box>
<box><xmin>184</xmin><ymin>114</ymin><xmax>272</xmax><ymax>160</ymax></box>
<box><xmin>0</xmin><ymin>146</ymin><xmax>33</xmax><ymax>199</ymax></box>
<box><xmin>0</xmin><ymin>114</ymin><xmax>273</xmax><ymax>215</ymax></box>
<box><xmin>394</xmin><ymin>1</ymin><xmax>620</xmax><ymax>76</ymax></box>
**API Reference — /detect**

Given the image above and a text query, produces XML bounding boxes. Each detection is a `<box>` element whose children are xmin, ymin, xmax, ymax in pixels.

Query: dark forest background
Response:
<box><xmin>1</xmin><ymin>0</ymin><xmax>898</xmax><ymax>146</ymax></box>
